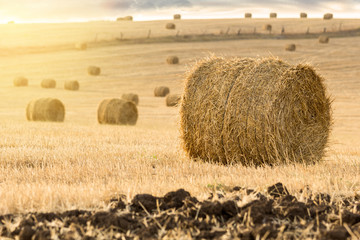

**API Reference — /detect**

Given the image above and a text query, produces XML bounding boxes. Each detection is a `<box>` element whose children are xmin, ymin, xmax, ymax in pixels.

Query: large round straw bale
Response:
<box><xmin>173</xmin><ymin>14</ymin><xmax>181</xmax><ymax>20</ymax></box>
<box><xmin>166</xmin><ymin>23</ymin><xmax>176</xmax><ymax>30</ymax></box>
<box><xmin>180</xmin><ymin>56</ymin><xmax>332</xmax><ymax>166</ymax></box>
<box><xmin>88</xmin><ymin>66</ymin><xmax>101</xmax><ymax>76</ymax></box>
<box><xmin>75</xmin><ymin>42</ymin><xmax>87</xmax><ymax>50</ymax></box>
<box><xmin>285</xmin><ymin>44</ymin><xmax>296</xmax><ymax>51</ymax></box>
<box><xmin>64</xmin><ymin>80</ymin><xmax>79</xmax><ymax>91</ymax></box>
<box><xmin>323</xmin><ymin>13</ymin><xmax>333</xmax><ymax>20</ymax></box>
<box><xmin>13</xmin><ymin>76</ymin><xmax>28</xmax><ymax>87</ymax></box>
<box><xmin>167</xmin><ymin>56</ymin><xmax>179</xmax><ymax>64</ymax></box>
<box><xmin>245</xmin><ymin>13</ymin><xmax>252</xmax><ymax>18</ymax></box>
<box><xmin>263</xmin><ymin>24</ymin><xmax>272</xmax><ymax>31</ymax></box>
<box><xmin>41</xmin><ymin>79</ymin><xmax>56</xmax><ymax>88</ymax></box>
<box><xmin>154</xmin><ymin>86</ymin><xmax>170</xmax><ymax>97</ymax></box>
<box><xmin>166</xmin><ymin>94</ymin><xmax>181</xmax><ymax>107</ymax></box>
<box><xmin>122</xmin><ymin>93</ymin><xmax>139</xmax><ymax>105</ymax></box>
<box><xmin>97</xmin><ymin>98</ymin><xmax>138</xmax><ymax>125</ymax></box>
<box><xmin>300</xmin><ymin>12</ymin><xmax>307</xmax><ymax>18</ymax></box>
<box><xmin>26</xmin><ymin>98</ymin><xmax>65</xmax><ymax>122</ymax></box>
<box><xmin>270</xmin><ymin>13</ymin><xmax>277</xmax><ymax>18</ymax></box>
<box><xmin>318</xmin><ymin>35</ymin><xmax>329</xmax><ymax>43</ymax></box>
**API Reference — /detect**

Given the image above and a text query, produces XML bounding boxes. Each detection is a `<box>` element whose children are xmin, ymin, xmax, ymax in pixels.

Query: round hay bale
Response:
<box><xmin>117</xmin><ymin>16</ymin><xmax>133</xmax><ymax>21</ymax></box>
<box><xmin>97</xmin><ymin>98</ymin><xmax>138</xmax><ymax>125</ymax></box>
<box><xmin>26</xmin><ymin>98</ymin><xmax>65</xmax><ymax>122</ymax></box>
<box><xmin>323</xmin><ymin>13</ymin><xmax>333</xmax><ymax>20</ymax></box>
<box><xmin>245</xmin><ymin>13</ymin><xmax>252</xmax><ymax>18</ymax></box>
<box><xmin>319</xmin><ymin>35</ymin><xmax>329</xmax><ymax>43</ymax></box>
<box><xmin>13</xmin><ymin>76</ymin><xmax>28</xmax><ymax>87</ymax></box>
<box><xmin>154</xmin><ymin>86</ymin><xmax>170</xmax><ymax>97</ymax></box>
<box><xmin>270</xmin><ymin>13</ymin><xmax>277</xmax><ymax>18</ymax></box>
<box><xmin>41</xmin><ymin>79</ymin><xmax>56</xmax><ymax>88</ymax></box>
<box><xmin>285</xmin><ymin>44</ymin><xmax>296</xmax><ymax>51</ymax></box>
<box><xmin>263</xmin><ymin>24</ymin><xmax>272</xmax><ymax>31</ymax></box>
<box><xmin>166</xmin><ymin>23</ymin><xmax>176</xmax><ymax>30</ymax></box>
<box><xmin>75</xmin><ymin>42</ymin><xmax>87</xmax><ymax>50</ymax></box>
<box><xmin>166</xmin><ymin>94</ymin><xmax>181</xmax><ymax>107</ymax></box>
<box><xmin>180</xmin><ymin>56</ymin><xmax>332</xmax><ymax>166</ymax></box>
<box><xmin>173</xmin><ymin>14</ymin><xmax>181</xmax><ymax>20</ymax></box>
<box><xmin>300</xmin><ymin>12</ymin><xmax>307</xmax><ymax>18</ymax></box>
<box><xmin>88</xmin><ymin>66</ymin><xmax>101</xmax><ymax>76</ymax></box>
<box><xmin>166</xmin><ymin>56</ymin><xmax>179</xmax><ymax>64</ymax></box>
<box><xmin>64</xmin><ymin>80</ymin><xmax>79</xmax><ymax>91</ymax></box>
<box><xmin>122</xmin><ymin>93</ymin><xmax>139</xmax><ymax>105</ymax></box>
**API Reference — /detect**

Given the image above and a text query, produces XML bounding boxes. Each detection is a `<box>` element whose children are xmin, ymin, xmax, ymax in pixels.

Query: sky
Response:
<box><xmin>0</xmin><ymin>0</ymin><xmax>359</xmax><ymax>23</ymax></box>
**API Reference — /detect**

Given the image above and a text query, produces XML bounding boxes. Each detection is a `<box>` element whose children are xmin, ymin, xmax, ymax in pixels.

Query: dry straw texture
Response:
<box><xmin>122</xmin><ymin>93</ymin><xmax>139</xmax><ymax>105</ymax></box>
<box><xmin>166</xmin><ymin>56</ymin><xmax>179</xmax><ymax>64</ymax></box>
<box><xmin>26</xmin><ymin>98</ymin><xmax>65</xmax><ymax>122</ymax></box>
<box><xmin>154</xmin><ymin>86</ymin><xmax>170</xmax><ymax>97</ymax></box>
<box><xmin>180</xmin><ymin>56</ymin><xmax>332</xmax><ymax>166</ymax></box>
<box><xmin>300</xmin><ymin>13</ymin><xmax>307</xmax><ymax>18</ymax></box>
<box><xmin>166</xmin><ymin>23</ymin><xmax>176</xmax><ymax>30</ymax></box>
<box><xmin>41</xmin><ymin>79</ymin><xmax>56</xmax><ymax>88</ymax></box>
<box><xmin>64</xmin><ymin>80</ymin><xmax>79</xmax><ymax>91</ymax></box>
<box><xmin>270</xmin><ymin>13</ymin><xmax>277</xmax><ymax>18</ymax></box>
<box><xmin>173</xmin><ymin>14</ymin><xmax>181</xmax><ymax>20</ymax></box>
<box><xmin>13</xmin><ymin>76</ymin><xmax>28</xmax><ymax>87</ymax></box>
<box><xmin>166</xmin><ymin>94</ymin><xmax>181</xmax><ymax>107</ymax></box>
<box><xmin>88</xmin><ymin>66</ymin><xmax>101</xmax><ymax>76</ymax></box>
<box><xmin>323</xmin><ymin>13</ymin><xmax>333</xmax><ymax>20</ymax></box>
<box><xmin>97</xmin><ymin>98</ymin><xmax>138</xmax><ymax>125</ymax></box>
<box><xmin>319</xmin><ymin>35</ymin><xmax>329</xmax><ymax>43</ymax></box>
<box><xmin>75</xmin><ymin>42</ymin><xmax>87</xmax><ymax>50</ymax></box>
<box><xmin>245</xmin><ymin>13</ymin><xmax>252</xmax><ymax>18</ymax></box>
<box><xmin>285</xmin><ymin>44</ymin><xmax>296</xmax><ymax>51</ymax></box>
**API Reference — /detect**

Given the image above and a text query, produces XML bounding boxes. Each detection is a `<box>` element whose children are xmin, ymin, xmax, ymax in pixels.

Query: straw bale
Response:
<box><xmin>245</xmin><ymin>13</ymin><xmax>252</xmax><ymax>18</ymax></box>
<box><xmin>285</xmin><ymin>44</ymin><xmax>296</xmax><ymax>51</ymax></box>
<box><xmin>64</xmin><ymin>81</ymin><xmax>79</xmax><ymax>91</ymax></box>
<box><xmin>97</xmin><ymin>98</ymin><xmax>138</xmax><ymax>125</ymax></box>
<box><xmin>41</xmin><ymin>79</ymin><xmax>56</xmax><ymax>88</ymax></box>
<box><xmin>323</xmin><ymin>13</ymin><xmax>333</xmax><ymax>20</ymax></box>
<box><xmin>88</xmin><ymin>66</ymin><xmax>101</xmax><ymax>76</ymax></box>
<box><xmin>167</xmin><ymin>56</ymin><xmax>179</xmax><ymax>64</ymax></box>
<box><xmin>166</xmin><ymin>94</ymin><xmax>181</xmax><ymax>107</ymax></box>
<box><xmin>300</xmin><ymin>12</ymin><xmax>307</xmax><ymax>18</ymax></box>
<box><xmin>180</xmin><ymin>56</ymin><xmax>332</xmax><ymax>166</ymax></box>
<box><xmin>270</xmin><ymin>13</ymin><xmax>277</xmax><ymax>18</ymax></box>
<box><xmin>154</xmin><ymin>86</ymin><xmax>170</xmax><ymax>97</ymax></box>
<box><xmin>13</xmin><ymin>77</ymin><xmax>28</xmax><ymax>87</ymax></box>
<box><xmin>117</xmin><ymin>16</ymin><xmax>133</xmax><ymax>21</ymax></box>
<box><xmin>26</xmin><ymin>98</ymin><xmax>65</xmax><ymax>122</ymax></box>
<box><xmin>173</xmin><ymin>14</ymin><xmax>181</xmax><ymax>20</ymax></box>
<box><xmin>75</xmin><ymin>42</ymin><xmax>87</xmax><ymax>50</ymax></box>
<box><xmin>166</xmin><ymin>23</ymin><xmax>176</xmax><ymax>30</ymax></box>
<box><xmin>122</xmin><ymin>93</ymin><xmax>139</xmax><ymax>105</ymax></box>
<box><xmin>263</xmin><ymin>24</ymin><xmax>272</xmax><ymax>31</ymax></box>
<box><xmin>319</xmin><ymin>35</ymin><xmax>329</xmax><ymax>43</ymax></box>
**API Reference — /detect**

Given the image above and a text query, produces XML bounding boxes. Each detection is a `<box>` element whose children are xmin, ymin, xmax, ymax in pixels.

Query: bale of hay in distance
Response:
<box><xmin>263</xmin><ymin>24</ymin><xmax>272</xmax><ymax>32</ymax></box>
<box><xmin>180</xmin><ymin>56</ymin><xmax>332</xmax><ymax>166</ymax></box>
<box><xmin>245</xmin><ymin>13</ymin><xmax>252</xmax><ymax>18</ymax></box>
<box><xmin>167</xmin><ymin>56</ymin><xmax>179</xmax><ymax>64</ymax></box>
<box><xmin>166</xmin><ymin>94</ymin><xmax>181</xmax><ymax>107</ymax></box>
<box><xmin>323</xmin><ymin>13</ymin><xmax>333</xmax><ymax>20</ymax></box>
<box><xmin>166</xmin><ymin>23</ymin><xmax>176</xmax><ymax>29</ymax></box>
<box><xmin>173</xmin><ymin>14</ymin><xmax>181</xmax><ymax>20</ymax></box>
<box><xmin>270</xmin><ymin>13</ymin><xmax>277</xmax><ymax>18</ymax></box>
<box><xmin>122</xmin><ymin>93</ymin><xmax>139</xmax><ymax>105</ymax></box>
<box><xmin>117</xmin><ymin>16</ymin><xmax>133</xmax><ymax>21</ymax></box>
<box><xmin>13</xmin><ymin>76</ymin><xmax>28</xmax><ymax>87</ymax></box>
<box><xmin>300</xmin><ymin>12</ymin><xmax>307</xmax><ymax>18</ymax></box>
<box><xmin>285</xmin><ymin>44</ymin><xmax>296</xmax><ymax>51</ymax></box>
<box><xmin>97</xmin><ymin>98</ymin><xmax>138</xmax><ymax>125</ymax></box>
<box><xmin>319</xmin><ymin>35</ymin><xmax>329</xmax><ymax>43</ymax></box>
<box><xmin>75</xmin><ymin>42</ymin><xmax>87</xmax><ymax>50</ymax></box>
<box><xmin>26</xmin><ymin>98</ymin><xmax>65</xmax><ymax>122</ymax></box>
<box><xmin>88</xmin><ymin>66</ymin><xmax>101</xmax><ymax>76</ymax></box>
<box><xmin>154</xmin><ymin>86</ymin><xmax>170</xmax><ymax>97</ymax></box>
<box><xmin>64</xmin><ymin>80</ymin><xmax>79</xmax><ymax>91</ymax></box>
<box><xmin>41</xmin><ymin>79</ymin><xmax>56</xmax><ymax>88</ymax></box>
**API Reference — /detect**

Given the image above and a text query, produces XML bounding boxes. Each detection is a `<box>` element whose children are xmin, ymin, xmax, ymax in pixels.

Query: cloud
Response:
<box><xmin>104</xmin><ymin>0</ymin><xmax>191</xmax><ymax>9</ymax></box>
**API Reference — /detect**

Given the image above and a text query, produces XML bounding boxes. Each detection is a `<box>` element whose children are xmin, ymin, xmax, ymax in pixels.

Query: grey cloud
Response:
<box><xmin>104</xmin><ymin>0</ymin><xmax>191</xmax><ymax>9</ymax></box>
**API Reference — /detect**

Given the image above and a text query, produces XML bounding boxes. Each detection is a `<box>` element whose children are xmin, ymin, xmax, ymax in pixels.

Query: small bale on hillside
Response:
<box><xmin>41</xmin><ymin>79</ymin><xmax>56</xmax><ymax>88</ymax></box>
<box><xmin>88</xmin><ymin>66</ymin><xmax>101</xmax><ymax>76</ymax></box>
<box><xmin>13</xmin><ymin>77</ymin><xmax>28</xmax><ymax>87</ymax></box>
<box><xmin>166</xmin><ymin>94</ymin><xmax>181</xmax><ymax>107</ymax></box>
<box><xmin>173</xmin><ymin>14</ymin><xmax>181</xmax><ymax>20</ymax></box>
<box><xmin>323</xmin><ymin>13</ymin><xmax>333</xmax><ymax>20</ymax></box>
<box><xmin>154</xmin><ymin>86</ymin><xmax>170</xmax><ymax>97</ymax></box>
<box><xmin>300</xmin><ymin>12</ymin><xmax>307</xmax><ymax>18</ymax></box>
<box><xmin>117</xmin><ymin>16</ymin><xmax>133</xmax><ymax>21</ymax></box>
<box><xmin>64</xmin><ymin>80</ymin><xmax>79</xmax><ymax>91</ymax></box>
<box><xmin>122</xmin><ymin>93</ymin><xmax>139</xmax><ymax>105</ymax></box>
<box><xmin>270</xmin><ymin>13</ymin><xmax>277</xmax><ymax>18</ymax></box>
<box><xmin>75</xmin><ymin>42</ymin><xmax>87</xmax><ymax>50</ymax></box>
<box><xmin>318</xmin><ymin>35</ymin><xmax>329</xmax><ymax>43</ymax></box>
<box><xmin>26</xmin><ymin>98</ymin><xmax>65</xmax><ymax>122</ymax></box>
<box><xmin>167</xmin><ymin>56</ymin><xmax>179</xmax><ymax>64</ymax></box>
<box><xmin>285</xmin><ymin>44</ymin><xmax>296</xmax><ymax>51</ymax></box>
<box><xmin>166</xmin><ymin>23</ymin><xmax>176</xmax><ymax>30</ymax></box>
<box><xmin>97</xmin><ymin>98</ymin><xmax>138</xmax><ymax>125</ymax></box>
<box><xmin>245</xmin><ymin>13</ymin><xmax>252</xmax><ymax>18</ymax></box>
<box><xmin>180</xmin><ymin>56</ymin><xmax>332</xmax><ymax>166</ymax></box>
